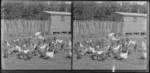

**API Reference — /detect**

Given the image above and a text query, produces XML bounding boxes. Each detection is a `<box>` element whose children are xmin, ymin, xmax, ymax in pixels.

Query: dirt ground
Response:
<box><xmin>73</xmin><ymin>35</ymin><xmax>148</xmax><ymax>70</ymax></box>
<box><xmin>1</xmin><ymin>34</ymin><xmax>71</xmax><ymax>70</ymax></box>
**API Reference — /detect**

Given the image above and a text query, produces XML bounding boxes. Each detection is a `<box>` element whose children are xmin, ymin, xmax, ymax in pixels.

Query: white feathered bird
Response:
<box><xmin>69</xmin><ymin>40</ymin><xmax>72</xmax><ymax>49</ymax></box>
<box><xmin>120</xmin><ymin>50</ymin><xmax>129</xmax><ymax>59</ymax></box>
<box><xmin>39</xmin><ymin>43</ymin><xmax>48</xmax><ymax>51</ymax></box>
<box><xmin>6</xmin><ymin>41</ymin><xmax>11</xmax><ymax>47</ymax></box>
<box><xmin>142</xmin><ymin>41</ymin><xmax>147</xmax><ymax>59</ymax></box>
<box><xmin>111</xmin><ymin>36</ymin><xmax>118</xmax><ymax>41</ymax></box>
<box><xmin>35</xmin><ymin>32</ymin><xmax>41</xmax><ymax>36</ymax></box>
<box><xmin>46</xmin><ymin>49</ymin><xmax>55</xmax><ymax>58</ymax></box>
<box><xmin>96</xmin><ymin>50</ymin><xmax>103</xmax><ymax>55</ymax></box>
<box><xmin>113</xmin><ymin>44</ymin><xmax>121</xmax><ymax>51</ymax></box>
<box><xmin>23</xmin><ymin>49</ymin><xmax>30</xmax><ymax>53</ymax></box>
<box><xmin>88</xmin><ymin>46</ymin><xmax>96</xmax><ymax>54</ymax></box>
<box><xmin>129</xmin><ymin>40</ymin><xmax>136</xmax><ymax>45</ymax></box>
<box><xmin>56</xmin><ymin>39</ymin><xmax>63</xmax><ymax>44</ymax></box>
<box><xmin>127</xmin><ymin>40</ymin><xmax>136</xmax><ymax>47</ymax></box>
<box><xmin>108</xmin><ymin>33</ymin><xmax>115</xmax><ymax>37</ymax></box>
<box><xmin>34</xmin><ymin>32</ymin><xmax>44</xmax><ymax>40</ymax></box>
<box><xmin>68</xmin><ymin>51</ymin><xmax>72</xmax><ymax>57</ymax></box>
<box><xmin>15</xmin><ymin>45</ymin><xmax>23</xmax><ymax>52</ymax></box>
<box><xmin>5</xmin><ymin>41</ymin><xmax>22</xmax><ymax>52</ymax></box>
<box><xmin>38</xmin><ymin>36</ymin><xmax>44</xmax><ymax>40</ymax></box>
<box><xmin>67</xmin><ymin>40</ymin><xmax>72</xmax><ymax>57</ymax></box>
<box><xmin>79</xmin><ymin>42</ymin><xmax>84</xmax><ymax>47</ymax></box>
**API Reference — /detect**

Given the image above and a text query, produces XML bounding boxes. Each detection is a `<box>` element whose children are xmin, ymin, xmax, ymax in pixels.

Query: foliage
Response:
<box><xmin>73</xmin><ymin>2</ymin><xmax>148</xmax><ymax>21</ymax></box>
<box><xmin>1</xmin><ymin>1</ymin><xmax>147</xmax><ymax>20</ymax></box>
<box><xmin>1</xmin><ymin>1</ymin><xmax>71</xmax><ymax>20</ymax></box>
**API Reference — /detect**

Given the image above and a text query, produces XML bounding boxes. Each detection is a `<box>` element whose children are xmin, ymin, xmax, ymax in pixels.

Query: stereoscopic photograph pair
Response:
<box><xmin>1</xmin><ymin>0</ymin><xmax>148</xmax><ymax>72</ymax></box>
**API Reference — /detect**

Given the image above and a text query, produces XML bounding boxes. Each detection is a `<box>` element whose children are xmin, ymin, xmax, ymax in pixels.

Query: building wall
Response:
<box><xmin>123</xmin><ymin>16</ymin><xmax>147</xmax><ymax>34</ymax></box>
<box><xmin>50</xmin><ymin>15</ymin><xmax>71</xmax><ymax>34</ymax></box>
<box><xmin>42</xmin><ymin>13</ymin><xmax>51</xmax><ymax>20</ymax></box>
<box><xmin>114</xmin><ymin>14</ymin><xmax>124</xmax><ymax>35</ymax></box>
<box><xmin>115</xmin><ymin>14</ymin><xmax>123</xmax><ymax>21</ymax></box>
<box><xmin>74</xmin><ymin>20</ymin><xmax>123</xmax><ymax>37</ymax></box>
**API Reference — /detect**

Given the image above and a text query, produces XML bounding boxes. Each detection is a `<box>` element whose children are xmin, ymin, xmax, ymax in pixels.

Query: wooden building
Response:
<box><xmin>43</xmin><ymin>11</ymin><xmax>71</xmax><ymax>35</ymax></box>
<box><xmin>115</xmin><ymin>12</ymin><xmax>147</xmax><ymax>36</ymax></box>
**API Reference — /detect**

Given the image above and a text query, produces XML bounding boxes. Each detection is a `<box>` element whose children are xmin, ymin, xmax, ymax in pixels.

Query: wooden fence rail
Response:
<box><xmin>1</xmin><ymin>19</ymin><xmax>51</xmax><ymax>37</ymax></box>
<box><xmin>73</xmin><ymin>20</ymin><xmax>123</xmax><ymax>37</ymax></box>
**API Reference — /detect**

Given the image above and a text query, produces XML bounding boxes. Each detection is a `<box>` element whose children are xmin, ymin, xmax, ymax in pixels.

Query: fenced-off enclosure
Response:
<box><xmin>1</xmin><ymin>19</ymin><xmax>124</xmax><ymax>38</ymax></box>
<box><xmin>73</xmin><ymin>20</ymin><xmax>124</xmax><ymax>37</ymax></box>
<box><xmin>1</xmin><ymin>19</ymin><xmax>51</xmax><ymax>37</ymax></box>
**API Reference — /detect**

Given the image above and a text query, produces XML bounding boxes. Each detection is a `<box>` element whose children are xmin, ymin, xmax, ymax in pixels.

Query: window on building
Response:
<box><xmin>61</xmin><ymin>31</ymin><xmax>67</xmax><ymax>34</ymax></box>
<box><xmin>53</xmin><ymin>32</ymin><xmax>60</xmax><ymax>34</ymax></box>
<box><xmin>68</xmin><ymin>31</ymin><xmax>71</xmax><ymax>34</ymax></box>
<box><xmin>133</xmin><ymin>32</ymin><xmax>139</xmax><ymax>35</ymax></box>
<box><xmin>133</xmin><ymin>17</ymin><xmax>137</xmax><ymax>22</ymax></box>
<box><xmin>61</xmin><ymin>16</ymin><xmax>65</xmax><ymax>21</ymax></box>
<box><xmin>141</xmin><ymin>32</ymin><xmax>146</xmax><ymax>35</ymax></box>
<box><xmin>125</xmin><ymin>33</ymin><xmax>132</xmax><ymax>35</ymax></box>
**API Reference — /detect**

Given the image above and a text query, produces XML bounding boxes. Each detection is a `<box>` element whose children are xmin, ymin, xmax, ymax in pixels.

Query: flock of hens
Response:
<box><xmin>2</xmin><ymin>32</ymin><xmax>72</xmax><ymax>60</ymax></box>
<box><xmin>2</xmin><ymin>32</ymin><xmax>147</xmax><ymax>62</ymax></box>
<box><xmin>73</xmin><ymin>33</ymin><xmax>147</xmax><ymax>62</ymax></box>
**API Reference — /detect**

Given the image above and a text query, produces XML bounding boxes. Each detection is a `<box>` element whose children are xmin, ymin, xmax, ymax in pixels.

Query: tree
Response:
<box><xmin>73</xmin><ymin>2</ymin><xmax>85</xmax><ymax>20</ymax></box>
<box><xmin>2</xmin><ymin>2</ymin><xmax>64</xmax><ymax>20</ymax></box>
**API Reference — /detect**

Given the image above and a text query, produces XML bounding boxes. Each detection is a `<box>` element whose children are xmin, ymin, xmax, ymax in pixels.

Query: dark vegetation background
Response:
<box><xmin>1</xmin><ymin>1</ymin><xmax>71</xmax><ymax>20</ymax></box>
<box><xmin>73</xmin><ymin>1</ymin><xmax>147</xmax><ymax>21</ymax></box>
<box><xmin>1</xmin><ymin>1</ymin><xmax>147</xmax><ymax>20</ymax></box>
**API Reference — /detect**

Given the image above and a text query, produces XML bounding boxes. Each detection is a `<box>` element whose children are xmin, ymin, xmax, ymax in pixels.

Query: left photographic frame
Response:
<box><xmin>1</xmin><ymin>0</ymin><xmax>72</xmax><ymax>70</ymax></box>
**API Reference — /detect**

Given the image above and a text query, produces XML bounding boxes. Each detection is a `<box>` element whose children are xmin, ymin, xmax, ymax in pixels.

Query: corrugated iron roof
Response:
<box><xmin>115</xmin><ymin>12</ymin><xmax>147</xmax><ymax>17</ymax></box>
<box><xmin>43</xmin><ymin>11</ymin><xmax>71</xmax><ymax>16</ymax></box>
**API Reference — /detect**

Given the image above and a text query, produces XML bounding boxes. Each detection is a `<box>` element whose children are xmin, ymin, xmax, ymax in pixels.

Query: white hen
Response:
<box><xmin>68</xmin><ymin>51</ymin><xmax>72</xmax><ymax>57</ymax></box>
<box><xmin>69</xmin><ymin>40</ymin><xmax>72</xmax><ymax>49</ymax></box>
<box><xmin>96</xmin><ymin>50</ymin><xmax>103</xmax><ymax>55</ymax></box>
<box><xmin>6</xmin><ymin>41</ymin><xmax>11</xmax><ymax>47</ymax></box>
<box><xmin>108</xmin><ymin>33</ymin><xmax>115</xmax><ymax>37</ymax></box>
<box><xmin>56</xmin><ymin>39</ymin><xmax>63</xmax><ymax>43</ymax></box>
<box><xmin>23</xmin><ymin>49</ymin><xmax>30</xmax><ymax>53</ymax></box>
<box><xmin>113</xmin><ymin>44</ymin><xmax>121</xmax><ymax>51</ymax></box>
<box><xmin>15</xmin><ymin>45</ymin><xmax>22</xmax><ymax>52</ymax></box>
<box><xmin>35</xmin><ymin>32</ymin><xmax>41</xmax><ymax>36</ymax></box>
<box><xmin>89</xmin><ymin>46</ymin><xmax>96</xmax><ymax>54</ymax></box>
<box><xmin>142</xmin><ymin>41</ymin><xmax>147</xmax><ymax>59</ymax></box>
<box><xmin>46</xmin><ymin>49</ymin><xmax>55</xmax><ymax>58</ymax></box>
<box><xmin>120</xmin><ymin>50</ymin><xmax>128</xmax><ymax>59</ymax></box>
<box><xmin>79</xmin><ymin>42</ymin><xmax>84</xmax><ymax>47</ymax></box>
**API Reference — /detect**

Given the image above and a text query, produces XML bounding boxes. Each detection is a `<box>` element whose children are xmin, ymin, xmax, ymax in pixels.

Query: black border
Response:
<box><xmin>1</xmin><ymin>0</ymin><xmax>149</xmax><ymax>73</ymax></box>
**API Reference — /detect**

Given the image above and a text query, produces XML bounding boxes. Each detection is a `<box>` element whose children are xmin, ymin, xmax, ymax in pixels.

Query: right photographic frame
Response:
<box><xmin>72</xmin><ymin>1</ymin><xmax>149</xmax><ymax>71</ymax></box>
